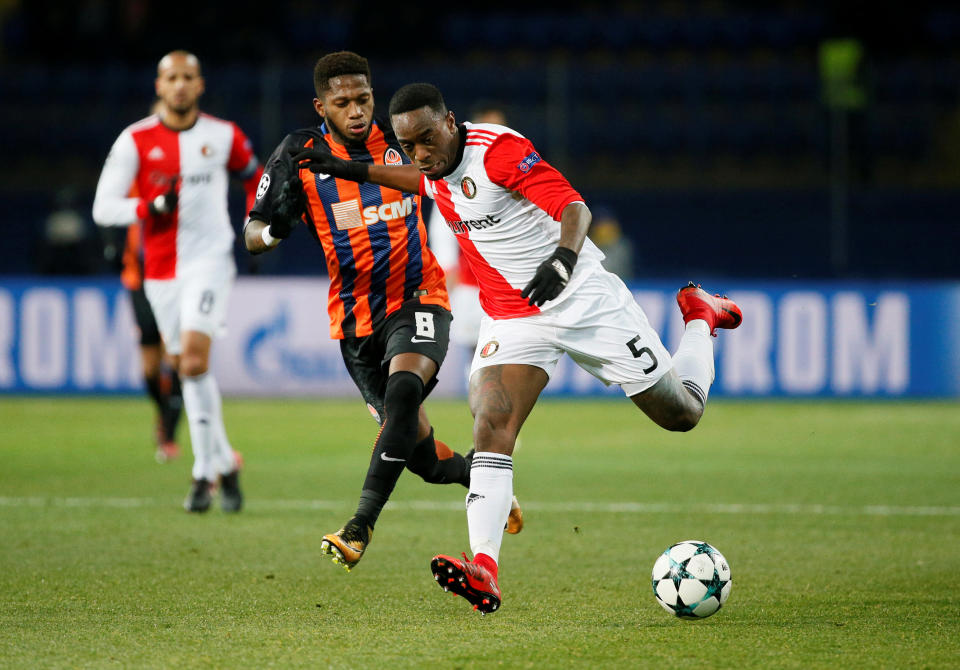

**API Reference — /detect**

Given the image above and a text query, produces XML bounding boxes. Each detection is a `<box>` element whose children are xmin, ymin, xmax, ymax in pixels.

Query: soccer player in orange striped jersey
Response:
<box><xmin>245</xmin><ymin>52</ymin><xmax>520</xmax><ymax>572</ymax></box>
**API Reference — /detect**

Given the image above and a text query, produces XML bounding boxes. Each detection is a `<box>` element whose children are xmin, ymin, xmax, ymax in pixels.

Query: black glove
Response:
<box><xmin>520</xmin><ymin>247</ymin><xmax>578</xmax><ymax>307</ymax></box>
<box><xmin>268</xmin><ymin>177</ymin><xmax>306</xmax><ymax>239</ymax></box>
<box><xmin>148</xmin><ymin>177</ymin><xmax>178</xmax><ymax>216</ymax></box>
<box><xmin>288</xmin><ymin>147</ymin><xmax>369</xmax><ymax>182</ymax></box>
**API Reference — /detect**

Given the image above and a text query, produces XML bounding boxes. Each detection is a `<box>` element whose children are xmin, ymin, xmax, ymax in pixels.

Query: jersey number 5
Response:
<box><xmin>627</xmin><ymin>335</ymin><xmax>658</xmax><ymax>374</ymax></box>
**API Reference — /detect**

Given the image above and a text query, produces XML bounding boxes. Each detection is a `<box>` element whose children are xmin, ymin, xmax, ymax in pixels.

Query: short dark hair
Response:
<box><xmin>388</xmin><ymin>83</ymin><xmax>447</xmax><ymax>118</ymax></box>
<box><xmin>313</xmin><ymin>51</ymin><xmax>371</xmax><ymax>97</ymax></box>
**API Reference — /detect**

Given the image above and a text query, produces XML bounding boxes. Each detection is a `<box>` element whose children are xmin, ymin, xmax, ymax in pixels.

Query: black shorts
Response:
<box><xmin>129</xmin><ymin>285</ymin><xmax>161</xmax><ymax>346</ymax></box>
<box><xmin>340</xmin><ymin>301</ymin><xmax>451</xmax><ymax>424</ymax></box>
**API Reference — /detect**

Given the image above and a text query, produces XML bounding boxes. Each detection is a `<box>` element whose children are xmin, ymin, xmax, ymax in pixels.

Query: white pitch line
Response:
<box><xmin>0</xmin><ymin>497</ymin><xmax>957</xmax><ymax>517</ymax></box>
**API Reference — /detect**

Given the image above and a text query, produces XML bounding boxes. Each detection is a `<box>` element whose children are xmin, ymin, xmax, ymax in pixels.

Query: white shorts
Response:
<box><xmin>470</xmin><ymin>269</ymin><xmax>672</xmax><ymax>396</ymax></box>
<box><xmin>143</xmin><ymin>255</ymin><xmax>236</xmax><ymax>355</ymax></box>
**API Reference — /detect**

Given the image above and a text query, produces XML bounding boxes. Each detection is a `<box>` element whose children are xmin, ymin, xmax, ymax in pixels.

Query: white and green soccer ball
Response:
<box><xmin>651</xmin><ymin>540</ymin><xmax>731</xmax><ymax>619</ymax></box>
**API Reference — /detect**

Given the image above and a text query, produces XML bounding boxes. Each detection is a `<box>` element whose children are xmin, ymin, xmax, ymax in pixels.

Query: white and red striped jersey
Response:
<box><xmin>93</xmin><ymin>113</ymin><xmax>261</xmax><ymax>280</ymax></box>
<box><xmin>420</xmin><ymin>122</ymin><xmax>605</xmax><ymax>320</ymax></box>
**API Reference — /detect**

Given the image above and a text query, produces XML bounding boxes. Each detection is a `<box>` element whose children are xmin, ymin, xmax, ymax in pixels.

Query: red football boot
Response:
<box><xmin>431</xmin><ymin>553</ymin><xmax>501</xmax><ymax>615</ymax></box>
<box><xmin>676</xmin><ymin>282</ymin><xmax>743</xmax><ymax>336</ymax></box>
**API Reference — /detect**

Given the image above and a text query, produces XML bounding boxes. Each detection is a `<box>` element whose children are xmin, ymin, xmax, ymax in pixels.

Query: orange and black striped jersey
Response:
<box><xmin>251</xmin><ymin>119</ymin><xmax>449</xmax><ymax>339</ymax></box>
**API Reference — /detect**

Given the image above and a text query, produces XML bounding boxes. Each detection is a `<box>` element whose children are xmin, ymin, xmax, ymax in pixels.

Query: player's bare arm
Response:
<box><xmin>366</xmin><ymin>163</ymin><xmax>421</xmax><ymax>193</ymax></box>
<box><xmin>557</xmin><ymin>201</ymin><xmax>592</xmax><ymax>254</ymax></box>
<box><xmin>243</xmin><ymin>218</ymin><xmax>273</xmax><ymax>254</ymax></box>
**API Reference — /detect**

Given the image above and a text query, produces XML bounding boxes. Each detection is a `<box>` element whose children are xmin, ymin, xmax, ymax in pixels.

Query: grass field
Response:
<box><xmin>1</xmin><ymin>397</ymin><xmax>959</xmax><ymax>669</ymax></box>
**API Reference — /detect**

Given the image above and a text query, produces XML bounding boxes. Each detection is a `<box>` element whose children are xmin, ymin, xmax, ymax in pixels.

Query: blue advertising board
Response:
<box><xmin>0</xmin><ymin>277</ymin><xmax>957</xmax><ymax>398</ymax></box>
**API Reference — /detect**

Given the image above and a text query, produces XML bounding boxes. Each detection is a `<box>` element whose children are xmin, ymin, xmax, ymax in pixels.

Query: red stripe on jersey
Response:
<box><xmin>131</xmin><ymin>122</ymin><xmax>180</xmax><ymax>279</ymax></box>
<box><xmin>468</xmin><ymin>129</ymin><xmax>497</xmax><ymax>138</ymax></box>
<box><xmin>465</xmin><ymin>142</ymin><xmax>492</xmax><ymax>147</ymax></box>
<box><xmin>431</xmin><ymin>177</ymin><xmax>459</xmax><ymax>222</ymax></box>
<box><xmin>432</xmin><ymin>179</ymin><xmax>539</xmax><ymax>320</ymax></box>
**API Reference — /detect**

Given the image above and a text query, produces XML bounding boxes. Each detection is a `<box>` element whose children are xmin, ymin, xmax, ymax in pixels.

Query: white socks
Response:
<box><xmin>466</xmin><ymin>453</ymin><xmax>513</xmax><ymax>563</ymax></box>
<box><xmin>181</xmin><ymin>372</ymin><xmax>234</xmax><ymax>482</ymax></box>
<box><xmin>672</xmin><ymin>319</ymin><xmax>715</xmax><ymax>407</ymax></box>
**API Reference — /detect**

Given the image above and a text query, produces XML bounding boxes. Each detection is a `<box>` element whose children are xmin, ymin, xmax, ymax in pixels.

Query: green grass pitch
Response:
<box><xmin>1</xmin><ymin>397</ymin><xmax>958</xmax><ymax>669</ymax></box>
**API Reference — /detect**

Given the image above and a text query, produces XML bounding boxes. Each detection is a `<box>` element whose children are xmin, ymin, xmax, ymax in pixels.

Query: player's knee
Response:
<box><xmin>179</xmin><ymin>354</ymin><xmax>209</xmax><ymax>378</ymax></box>
<box><xmin>664</xmin><ymin>407</ymin><xmax>701</xmax><ymax>432</ymax></box>
<box><xmin>382</xmin><ymin>371</ymin><xmax>424</xmax><ymax>454</ymax></box>
<box><xmin>472</xmin><ymin>410</ymin><xmax>517</xmax><ymax>453</ymax></box>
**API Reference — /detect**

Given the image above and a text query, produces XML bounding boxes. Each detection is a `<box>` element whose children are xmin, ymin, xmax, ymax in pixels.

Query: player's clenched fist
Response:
<box><xmin>520</xmin><ymin>246</ymin><xmax>578</xmax><ymax>307</ymax></box>
<box><xmin>268</xmin><ymin>177</ymin><xmax>307</xmax><ymax>239</ymax></box>
<box><xmin>288</xmin><ymin>146</ymin><xmax>369</xmax><ymax>182</ymax></box>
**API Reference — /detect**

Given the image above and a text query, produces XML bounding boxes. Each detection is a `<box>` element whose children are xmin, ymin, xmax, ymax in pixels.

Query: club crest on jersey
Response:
<box><xmin>460</xmin><ymin>176</ymin><xmax>477</xmax><ymax>199</ymax></box>
<box><xmin>517</xmin><ymin>151</ymin><xmax>541</xmax><ymax>173</ymax></box>
<box><xmin>256</xmin><ymin>173</ymin><xmax>271</xmax><ymax>200</ymax></box>
<box><xmin>479</xmin><ymin>339</ymin><xmax>500</xmax><ymax>358</ymax></box>
<box><xmin>383</xmin><ymin>147</ymin><xmax>403</xmax><ymax>165</ymax></box>
<box><xmin>201</xmin><ymin>144</ymin><xmax>215</xmax><ymax>157</ymax></box>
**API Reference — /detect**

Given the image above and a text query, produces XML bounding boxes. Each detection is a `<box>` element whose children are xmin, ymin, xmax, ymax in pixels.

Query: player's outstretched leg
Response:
<box><xmin>430</xmin><ymin>553</ymin><xmax>501</xmax><ymax>615</ymax></box>
<box><xmin>321</xmin><ymin>517</ymin><xmax>373</xmax><ymax>571</ymax></box>
<box><xmin>631</xmin><ymin>283</ymin><xmax>742</xmax><ymax>431</ymax></box>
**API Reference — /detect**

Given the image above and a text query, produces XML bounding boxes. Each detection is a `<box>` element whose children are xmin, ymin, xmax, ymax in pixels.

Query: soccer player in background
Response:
<box><xmin>244</xmin><ymin>52</ymin><xmax>522</xmax><ymax>572</ymax></box>
<box><xmin>292</xmin><ymin>82</ymin><xmax>743</xmax><ymax>613</ymax></box>
<box><xmin>93</xmin><ymin>51</ymin><xmax>262</xmax><ymax>513</ymax></box>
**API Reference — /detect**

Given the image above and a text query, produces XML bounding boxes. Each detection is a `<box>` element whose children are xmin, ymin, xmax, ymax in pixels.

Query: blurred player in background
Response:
<box><xmin>93</xmin><ymin>51</ymin><xmax>262</xmax><ymax>513</ymax></box>
<box><xmin>245</xmin><ymin>51</ymin><xmax>521</xmax><ymax>572</ymax></box>
<box><xmin>100</xmin><ymin>98</ymin><xmax>183</xmax><ymax>465</ymax></box>
<box><xmin>293</xmin><ymin>82</ymin><xmax>743</xmax><ymax>614</ymax></box>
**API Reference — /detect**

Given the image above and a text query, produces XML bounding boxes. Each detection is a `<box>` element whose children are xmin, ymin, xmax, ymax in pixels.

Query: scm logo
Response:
<box><xmin>362</xmin><ymin>197</ymin><xmax>413</xmax><ymax>225</ymax></box>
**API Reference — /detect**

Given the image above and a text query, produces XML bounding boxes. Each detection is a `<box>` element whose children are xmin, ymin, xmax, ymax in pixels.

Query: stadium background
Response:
<box><xmin>1</xmin><ymin>1</ymin><xmax>958</xmax><ymax>397</ymax></box>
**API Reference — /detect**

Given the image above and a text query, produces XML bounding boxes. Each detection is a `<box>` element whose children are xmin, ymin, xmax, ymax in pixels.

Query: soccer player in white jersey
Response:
<box><xmin>93</xmin><ymin>51</ymin><xmax>263</xmax><ymax>513</ymax></box>
<box><xmin>292</xmin><ymin>83</ymin><xmax>742</xmax><ymax>614</ymax></box>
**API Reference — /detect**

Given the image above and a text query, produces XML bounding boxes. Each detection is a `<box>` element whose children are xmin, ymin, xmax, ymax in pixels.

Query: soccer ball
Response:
<box><xmin>651</xmin><ymin>540</ymin><xmax>731</xmax><ymax>619</ymax></box>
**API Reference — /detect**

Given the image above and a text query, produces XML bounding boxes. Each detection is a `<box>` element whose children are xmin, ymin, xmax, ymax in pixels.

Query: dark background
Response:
<box><xmin>2</xmin><ymin>1</ymin><xmax>958</xmax><ymax>280</ymax></box>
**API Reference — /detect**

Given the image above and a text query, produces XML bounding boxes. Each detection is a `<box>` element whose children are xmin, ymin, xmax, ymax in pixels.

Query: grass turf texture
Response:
<box><xmin>1</xmin><ymin>397</ymin><xmax>958</xmax><ymax>669</ymax></box>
